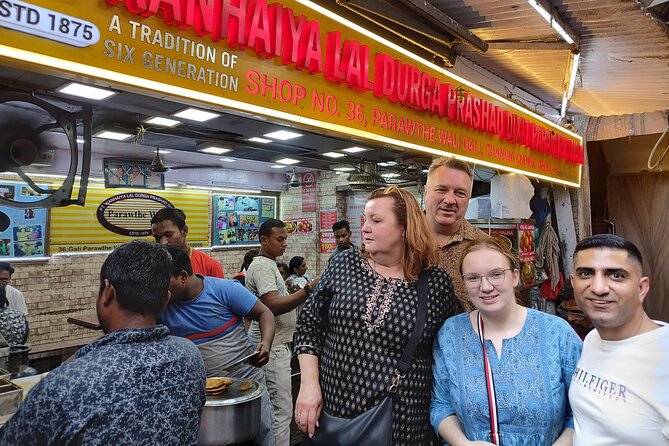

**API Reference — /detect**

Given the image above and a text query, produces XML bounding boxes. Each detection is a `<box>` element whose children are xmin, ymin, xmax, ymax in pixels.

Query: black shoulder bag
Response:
<box><xmin>302</xmin><ymin>269</ymin><xmax>430</xmax><ymax>446</ymax></box>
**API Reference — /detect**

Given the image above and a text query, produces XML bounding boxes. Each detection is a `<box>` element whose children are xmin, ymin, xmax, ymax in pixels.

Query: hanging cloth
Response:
<box><xmin>535</xmin><ymin>217</ymin><xmax>561</xmax><ymax>290</ymax></box>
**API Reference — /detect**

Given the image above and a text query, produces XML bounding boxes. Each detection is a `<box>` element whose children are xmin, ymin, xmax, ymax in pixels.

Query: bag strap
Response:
<box><xmin>388</xmin><ymin>268</ymin><xmax>429</xmax><ymax>393</ymax></box>
<box><xmin>477</xmin><ymin>312</ymin><xmax>501</xmax><ymax>446</ymax></box>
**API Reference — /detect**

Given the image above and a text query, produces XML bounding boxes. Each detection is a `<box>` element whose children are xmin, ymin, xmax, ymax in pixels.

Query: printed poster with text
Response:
<box><xmin>213</xmin><ymin>194</ymin><xmax>277</xmax><ymax>246</ymax></box>
<box><xmin>0</xmin><ymin>182</ymin><xmax>48</xmax><ymax>258</ymax></box>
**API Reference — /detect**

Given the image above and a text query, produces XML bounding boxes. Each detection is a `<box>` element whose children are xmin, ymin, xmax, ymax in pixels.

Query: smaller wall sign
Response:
<box><xmin>320</xmin><ymin>231</ymin><xmax>335</xmax><ymax>254</ymax></box>
<box><xmin>285</xmin><ymin>217</ymin><xmax>314</xmax><ymax>236</ymax></box>
<box><xmin>319</xmin><ymin>208</ymin><xmax>337</xmax><ymax>231</ymax></box>
<box><xmin>302</xmin><ymin>172</ymin><xmax>317</xmax><ymax>212</ymax></box>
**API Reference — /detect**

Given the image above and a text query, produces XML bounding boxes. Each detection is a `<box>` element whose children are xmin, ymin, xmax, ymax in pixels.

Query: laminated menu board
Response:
<box><xmin>0</xmin><ymin>182</ymin><xmax>48</xmax><ymax>258</ymax></box>
<box><xmin>212</xmin><ymin>194</ymin><xmax>277</xmax><ymax>247</ymax></box>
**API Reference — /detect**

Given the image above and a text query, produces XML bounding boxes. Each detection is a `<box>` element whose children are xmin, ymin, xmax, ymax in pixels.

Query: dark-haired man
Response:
<box><xmin>0</xmin><ymin>240</ymin><xmax>206</xmax><ymax>445</ymax></box>
<box><xmin>569</xmin><ymin>234</ymin><xmax>669</xmax><ymax>445</ymax></box>
<box><xmin>0</xmin><ymin>262</ymin><xmax>27</xmax><ymax>315</ymax></box>
<box><xmin>151</xmin><ymin>207</ymin><xmax>224</xmax><ymax>278</ymax></box>
<box><xmin>161</xmin><ymin>246</ymin><xmax>276</xmax><ymax>446</ymax></box>
<box><xmin>245</xmin><ymin>218</ymin><xmax>317</xmax><ymax>446</ymax></box>
<box><xmin>330</xmin><ymin>220</ymin><xmax>355</xmax><ymax>259</ymax></box>
<box><xmin>424</xmin><ymin>157</ymin><xmax>486</xmax><ymax>311</ymax></box>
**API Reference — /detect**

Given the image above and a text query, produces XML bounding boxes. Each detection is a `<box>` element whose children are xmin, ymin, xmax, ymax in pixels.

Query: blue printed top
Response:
<box><xmin>0</xmin><ymin>325</ymin><xmax>206</xmax><ymax>446</ymax></box>
<box><xmin>431</xmin><ymin>309</ymin><xmax>582</xmax><ymax>446</ymax></box>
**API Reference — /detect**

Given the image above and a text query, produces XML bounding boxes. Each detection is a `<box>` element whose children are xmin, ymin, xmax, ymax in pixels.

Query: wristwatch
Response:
<box><xmin>303</xmin><ymin>284</ymin><xmax>311</xmax><ymax>297</ymax></box>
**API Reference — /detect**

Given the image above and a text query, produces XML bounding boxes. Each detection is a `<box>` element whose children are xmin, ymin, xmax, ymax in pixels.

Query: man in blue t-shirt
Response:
<box><xmin>161</xmin><ymin>246</ymin><xmax>276</xmax><ymax>446</ymax></box>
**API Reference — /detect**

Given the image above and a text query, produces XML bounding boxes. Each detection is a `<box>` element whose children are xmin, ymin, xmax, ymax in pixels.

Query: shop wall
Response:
<box><xmin>17</xmin><ymin>170</ymin><xmax>348</xmax><ymax>356</ymax></box>
<box><xmin>277</xmin><ymin>171</ymin><xmax>349</xmax><ymax>278</ymax></box>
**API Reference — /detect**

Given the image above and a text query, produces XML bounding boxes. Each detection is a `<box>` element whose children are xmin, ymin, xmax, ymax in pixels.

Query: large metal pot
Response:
<box><xmin>198</xmin><ymin>377</ymin><xmax>265</xmax><ymax>446</ymax></box>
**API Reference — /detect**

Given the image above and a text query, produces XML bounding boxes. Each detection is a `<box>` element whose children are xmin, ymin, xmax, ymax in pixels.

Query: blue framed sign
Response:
<box><xmin>0</xmin><ymin>182</ymin><xmax>48</xmax><ymax>258</ymax></box>
<box><xmin>212</xmin><ymin>194</ymin><xmax>277</xmax><ymax>247</ymax></box>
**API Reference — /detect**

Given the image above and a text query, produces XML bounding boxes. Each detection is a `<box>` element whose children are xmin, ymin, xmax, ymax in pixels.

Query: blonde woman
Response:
<box><xmin>294</xmin><ymin>186</ymin><xmax>458</xmax><ymax>445</ymax></box>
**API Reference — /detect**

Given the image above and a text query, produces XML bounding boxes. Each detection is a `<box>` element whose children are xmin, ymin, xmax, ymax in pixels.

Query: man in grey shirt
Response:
<box><xmin>246</xmin><ymin>219</ymin><xmax>317</xmax><ymax>446</ymax></box>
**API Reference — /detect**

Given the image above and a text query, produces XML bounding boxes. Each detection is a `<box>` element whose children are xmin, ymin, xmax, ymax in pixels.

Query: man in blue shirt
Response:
<box><xmin>161</xmin><ymin>245</ymin><xmax>276</xmax><ymax>446</ymax></box>
<box><xmin>0</xmin><ymin>240</ymin><xmax>206</xmax><ymax>445</ymax></box>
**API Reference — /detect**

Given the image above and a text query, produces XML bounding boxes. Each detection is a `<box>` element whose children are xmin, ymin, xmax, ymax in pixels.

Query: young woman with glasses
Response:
<box><xmin>431</xmin><ymin>236</ymin><xmax>582</xmax><ymax>446</ymax></box>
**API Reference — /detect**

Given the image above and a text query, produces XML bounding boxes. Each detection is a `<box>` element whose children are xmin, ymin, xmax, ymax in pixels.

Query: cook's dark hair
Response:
<box><xmin>332</xmin><ymin>220</ymin><xmax>350</xmax><ymax>232</ymax></box>
<box><xmin>574</xmin><ymin>234</ymin><xmax>643</xmax><ymax>267</ymax></box>
<box><xmin>150</xmin><ymin>207</ymin><xmax>186</xmax><ymax>230</ymax></box>
<box><xmin>99</xmin><ymin>240</ymin><xmax>172</xmax><ymax>316</ymax></box>
<box><xmin>259</xmin><ymin>218</ymin><xmax>285</xmax><ymax>238</ymax></box>
<box><xmin>288</xmin><ymin>256</ymin><xmax>305</xmax><ymax>276</ymax></box>
<box><xmin>0</xmin><ymin>262</ymin><xmax>14</xmax><ymax>276</ymax></box>
<box><xmin>165</xmin><ymin>245</ymin><xmax>193</xmax><ymax>277</ymax></box>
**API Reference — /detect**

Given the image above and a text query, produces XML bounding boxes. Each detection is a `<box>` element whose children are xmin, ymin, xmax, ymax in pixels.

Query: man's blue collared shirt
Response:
<box><xmin>0</xmin><ymin>325</ymin><xmax>206</xmax><ymax>446</ymax></box>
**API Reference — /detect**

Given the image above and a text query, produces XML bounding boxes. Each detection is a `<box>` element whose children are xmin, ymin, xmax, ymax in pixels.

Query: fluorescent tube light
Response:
<box><xmin>198</xmin><ymin>145</ymin><xmax>231</xmax><ymax>155</ymax></box>
<box><xmin>145</xmin><ymin>117</ymin><xmax>181</xmax><ymax>127</ymax></box>
<box><xmin>275</xmin><ymin>158</ymin><xmax>300</xmax><ymax>165</ymax></box>
<box><xmin>56</xmin><ymin>82</ymin><xmax>116</xmax><ymax>100</ymax></box>
<box><xmin>172</xmin><ymin>108</ymin><xmax>220</xmax><ymax>122</ymax></box>
<box><xmin>247</xmin><ymin>137</ymin><xmax>272</xmax><ymax>143</ymax></box>
<box><xmin>264</xmin><ymin>130</ymin><xmax>302</xmax><ymax>140</ymax></box>
<box><xmin>567</xmin><ymin>52</ymin><xmax>580</xmax><ymax>99</ymax></box>
<box><xmin>93</xmin><ymin>126</ymin><xmax>134</xmax><ymax>141</ymax></box>
<box><xmin>323</xmin><ymin>152</ymin><xmax>346</xmax><ymax>158</ymax></box>
<box><xmin>342</xmin><ymin>146</ymin><xmax>367</xmax><ymax>153</ymax></box>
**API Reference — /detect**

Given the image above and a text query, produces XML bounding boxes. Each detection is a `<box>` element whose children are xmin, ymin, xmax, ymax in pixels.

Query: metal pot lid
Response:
<box><xmin>204</xmin><ymin>377</ymin><xmax>265</xmax><ymax>407</ymax></box>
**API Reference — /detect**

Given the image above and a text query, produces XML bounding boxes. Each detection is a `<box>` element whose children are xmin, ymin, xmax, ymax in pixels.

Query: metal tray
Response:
<box><xmin>205</xmin><ymin>377</ymin><xmax>264</xmax><ymax>406</ymax></box>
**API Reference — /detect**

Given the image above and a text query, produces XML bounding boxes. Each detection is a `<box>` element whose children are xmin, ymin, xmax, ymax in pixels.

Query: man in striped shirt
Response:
<box><xmin>160</xmin><ymin>246</ymin><xmax>276</xmax><ymax>446</ymax></box>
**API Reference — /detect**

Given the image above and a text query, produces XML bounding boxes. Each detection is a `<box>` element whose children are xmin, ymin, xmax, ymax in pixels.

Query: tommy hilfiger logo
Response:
<box><xmin>572</xmin><ymin>367</ymin><xmax>627</xmax><ymax>402</ymax></box>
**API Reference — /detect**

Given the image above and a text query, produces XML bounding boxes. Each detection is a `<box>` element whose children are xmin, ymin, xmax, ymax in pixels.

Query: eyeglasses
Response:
<box><xmin>462</xmin><ymin>269</ymin><xmax>511</xmax><ymax>289</ymax></box>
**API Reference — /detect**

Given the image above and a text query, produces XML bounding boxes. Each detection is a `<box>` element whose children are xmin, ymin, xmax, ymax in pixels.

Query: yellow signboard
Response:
<box><xmin>0</xmin><ymin>0</ymin><xmax>582</xmax><ymax>185</ymax></box>
<box><xmin>50</xmin><ymin>185</ymin><xmax>210</xmax><ymax>253</ymax></box>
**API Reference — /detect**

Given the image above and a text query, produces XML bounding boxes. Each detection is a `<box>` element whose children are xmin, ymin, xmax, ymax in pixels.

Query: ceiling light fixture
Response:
<box><xmin>323</xmin><ymin>152</ymin><xmax>346</xmax><ymax>158</ymax></box>
<box><xmin>378</xmin><ymin>161</ymin><xmax>397</xmax><ymax>166</ymax></box>
<box><xmin>219</xmin><ymin>157</ymin><xmax>236</xmax><ymax>163</ymax></box>
<box><xmin>527</xmin><ymin>0</ymin><xmax>577</xmax><ymax>45</ymax></box>
<box><xmin>197</xmin><ymin>143</ymin><xmax>231</xmax><ymax>155</ymax></box>
<box><xmin>561</xmin><ymin>51</ymin><xmax>580</xmax><ymax>118</ymax></box>
<box><xmin>270</xmin><ymin>164</ymin><xmax>287</xmax><ymax>168</ymax></box>
<box><xmin>93</xmin><ymin>125</ymin><xmax>134</xmax><ymax>141</ymax></box>
<box><xmin>342</xmin><ymin>146</ymin><xmax>368</xmax><ymax>153</ymax></box>
<box><xmin>56</xmin><ymin>82</ymin><xmax>116</xmax><ymax>100</ymax></box>
<box><xmin>145</xmin><ymin>116</ymin><xmax>181</xmax><ymax>127</ymax></box>
<box><xmin>247</xmin><ymin>137</ymin><xmax>272</xmax><ymax>143</ymax></box>
<box><xmin>381</xmin><ymin>173</ymin><xmax>400</xmax><ymax>178</ymax></box>
<box><xmin>275</xmin><ymin>158</ymin><xmax>300</xmax><ymax>165</ymax></box>
<box><xmin>155</xmin><ymin>149</ymin><xmax>171</xmax><ymax>154</ymax></box>
<box><xmin>333</xmin><ymin>166</ymin><xmax>356</xmax><ymax>172</ymax></box>
<box><xmin>264</xmin><ymin>130</ymin><xmax>303</xmax><ymax>140</ymax></box>
<box><xmin>172</xmin><ymin>108</ymin><xmax>220</xmax><ymax>122</ymax></box>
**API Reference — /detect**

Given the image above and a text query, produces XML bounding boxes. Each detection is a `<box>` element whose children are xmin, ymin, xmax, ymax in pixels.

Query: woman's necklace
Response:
<box><xmin>362</xmin><ymin>258</ymin><xmax>399</xmax><ymax>333</ymax></box>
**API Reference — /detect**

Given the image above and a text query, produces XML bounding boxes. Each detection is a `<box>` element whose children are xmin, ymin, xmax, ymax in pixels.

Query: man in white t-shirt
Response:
<box><xmin>245</xmin><ymin>219</ymin><xmax>317</xmax><ymax>446</ymax></box>
<box><xmin>0</xmin><ymin>263</ymin><xmax>27</xmax><ymax>315</ymax></box>
<box><xmin>569</xmin><ymin>234</ymin><xmax>669</xmax><ymax>445</ymax></box>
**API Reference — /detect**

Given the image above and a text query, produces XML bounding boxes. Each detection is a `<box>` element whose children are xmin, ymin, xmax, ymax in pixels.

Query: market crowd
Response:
<box><xmin>0</xmin><ymin>157</ymin><xmax>666</xmax><ymax>446</ymax></box>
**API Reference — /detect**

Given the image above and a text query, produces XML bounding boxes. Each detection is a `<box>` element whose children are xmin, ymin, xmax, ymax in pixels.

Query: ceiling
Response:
<box><xmin>1</xmin><ymin>0</ymin><xmax>668</xmax><ymax>185</ymax></box>
<box><xmin>428</xmin><ymin>0</ymin><xmax>669</xmax><ymax>118</ymax></box>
